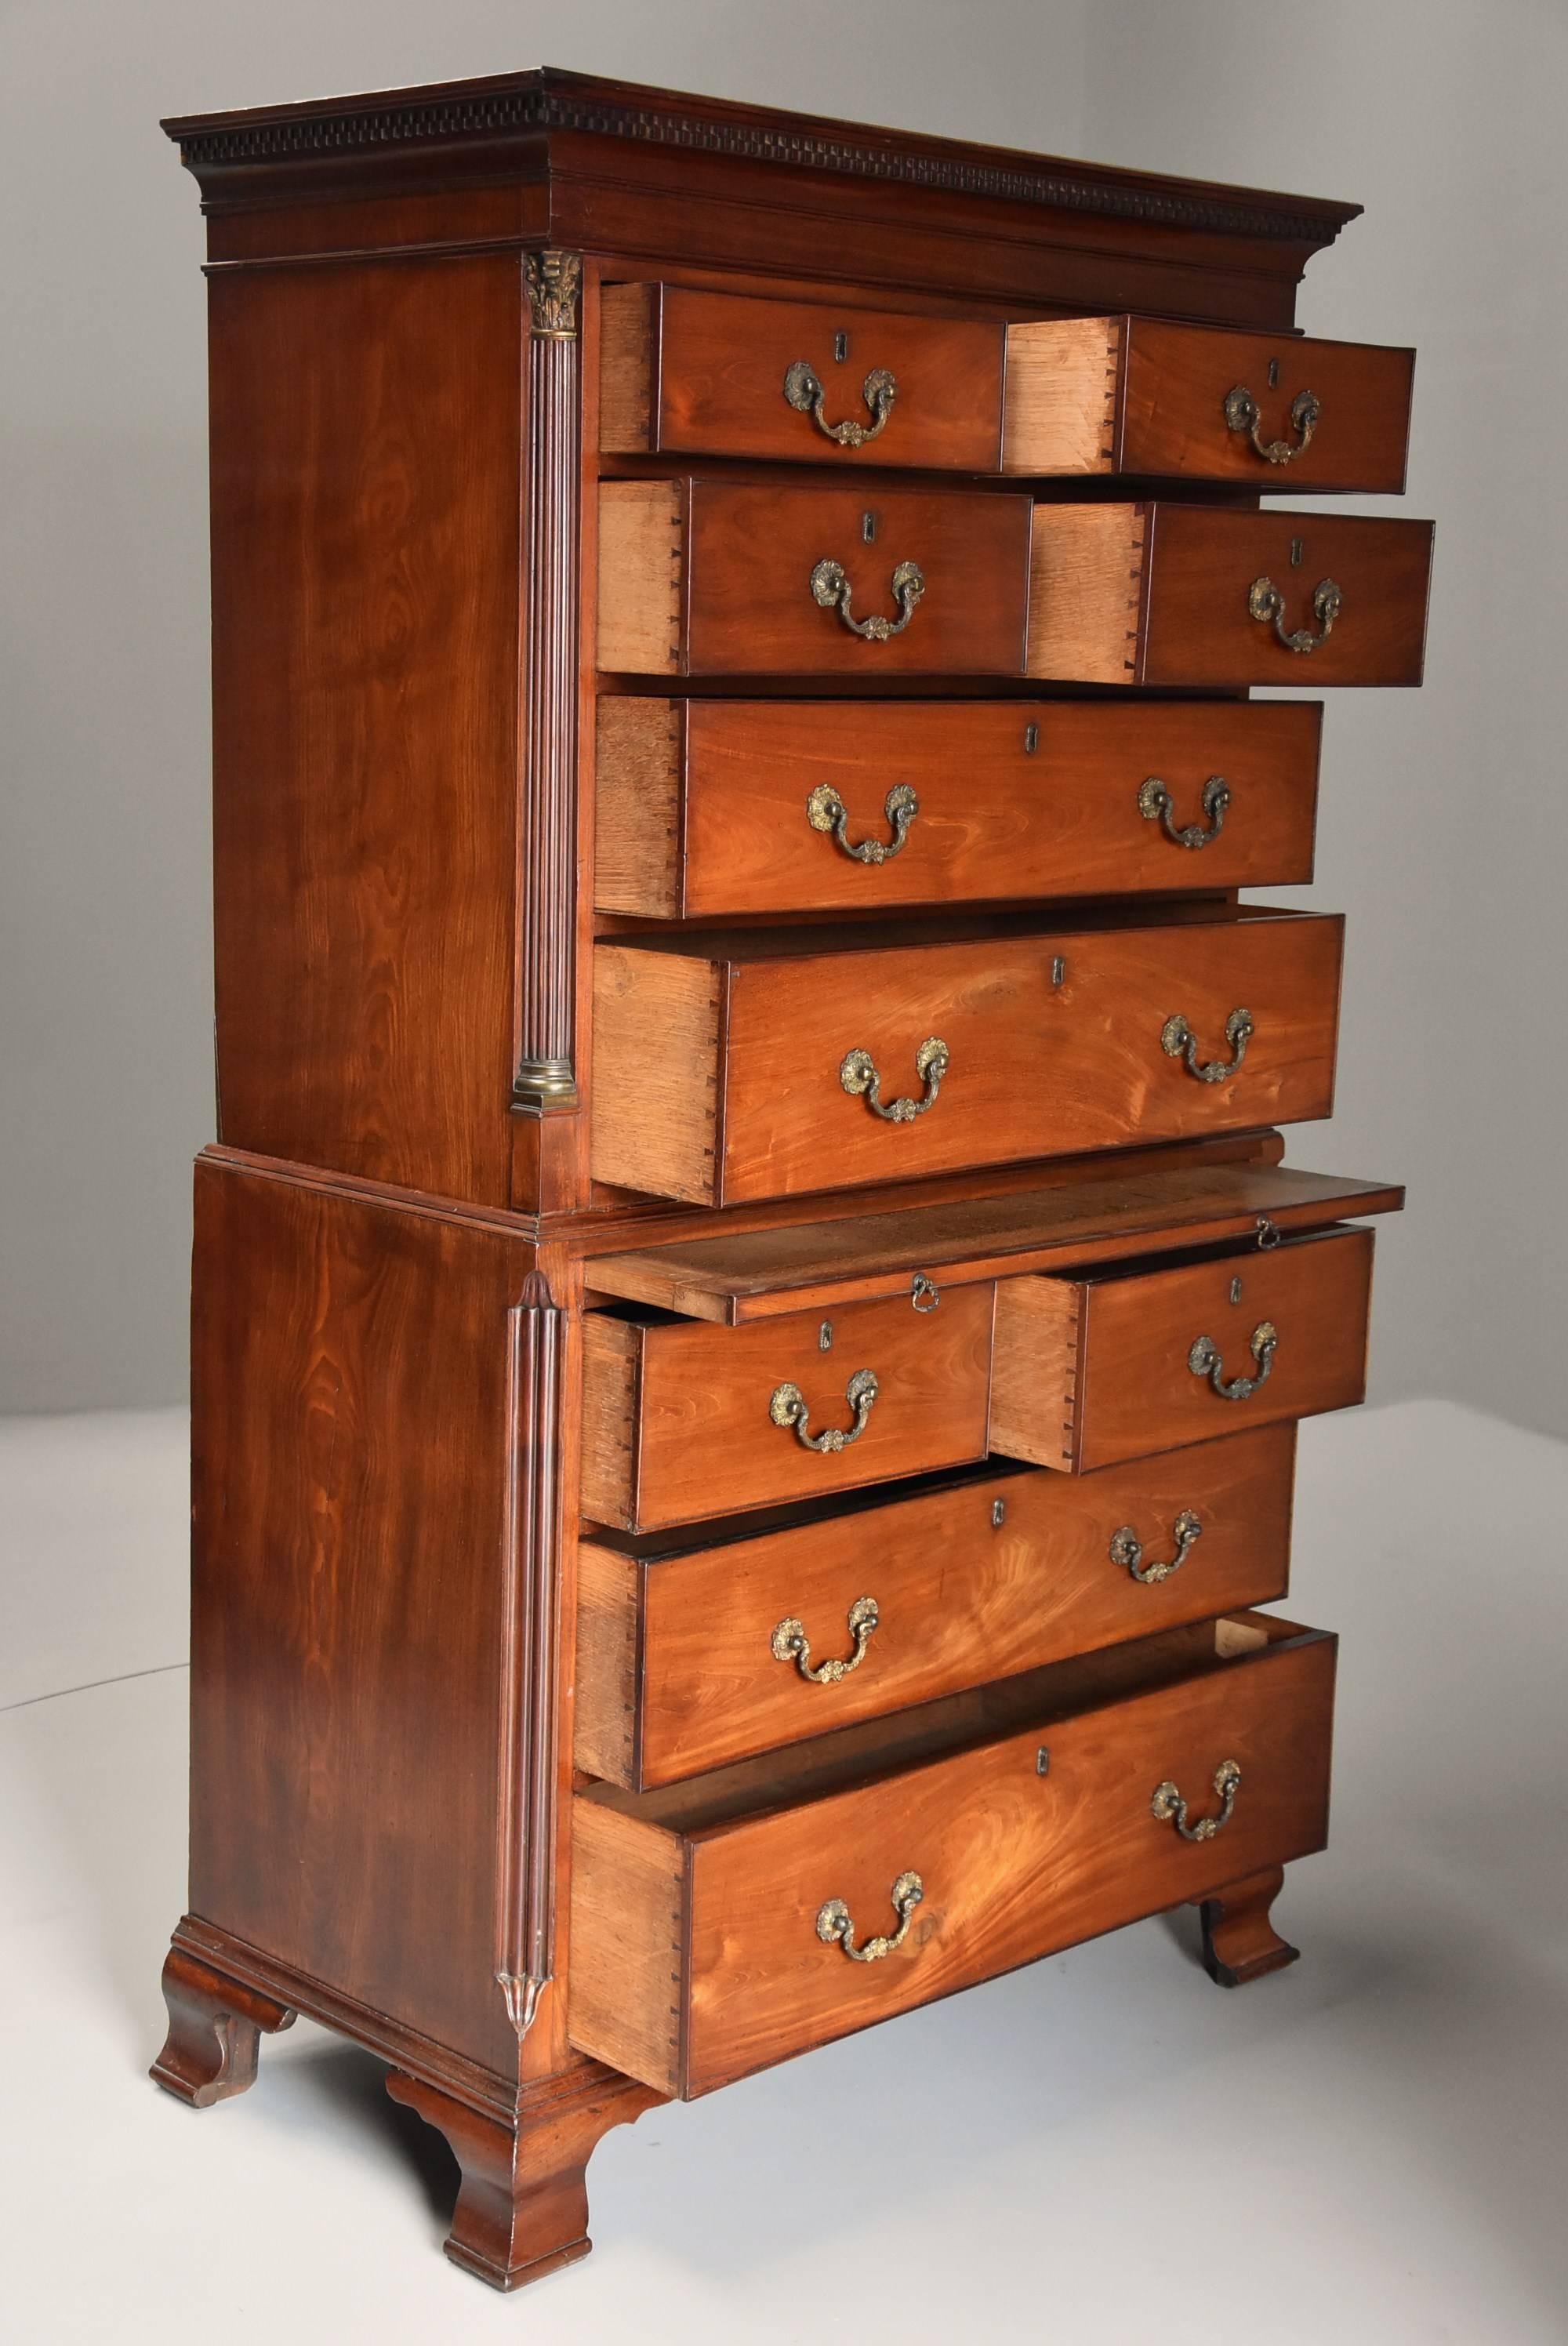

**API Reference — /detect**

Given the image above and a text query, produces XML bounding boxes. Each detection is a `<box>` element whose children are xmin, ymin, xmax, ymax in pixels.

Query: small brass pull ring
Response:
<box><xmin>806</xmin><ymin>780</ymin><xmax>919</xmax><ymax>864</ymax></box>
<box><xmin>784</xmin><ymin>360</ymin><xmax>897</xmax><ymax>448</ymax></box>
<box><xmin>1109</xmin><ymin>1509</ymin><xmax>1203</xmax><ymax>1585</ymax></box>
<box><xmin>769</xmin><ymin>1366</ymin><xmax>879</xmax><ymax>1453</ymax></box>
<box><xmin>1224</xmin><ymin>383</ymin><xmax>1320</xmax><ymax>464</ymax></box>
<box><xmin>840</xmin><ymin>1036</ymin><xmax>948</xmax><ymax>1122</ymax></box>
<box><xmin>1189</xmin><ymin>1320</ymin><xmax>1278</xmax><ymax>1401</ymax></box>
<box><xmin>771</xmin><ymin>1594</ymin><xmax>880</xmax><ymax>1684</ymax></box>
<box><xmin>816</xmin><ymin>1871</ymin><xmax>924</xmax><ymax>1962</ymax></box>
<box><xmin>1152</xmin><ymin>1760</ymin><xmax>1242</xmax><ymax>1842</ymax></box>
<box><xmin>1162</xmin><ymin>1007</ymin><xmax>1252</xmax><ymax>1083</ymax></box>
<box><xmin>1248</xmin><ymin>572</ymin><xmax>1341</xmax><ymax>653</ymax></box>
<box><xmin>811</xmin><ymin>556</ymin><xmax>925</xmax><ymax>642</ymax></box>
<box><xmin>1138</xmin><ymin>773</ymin><xmax>1230</xmax><ymax>849</ymax></box>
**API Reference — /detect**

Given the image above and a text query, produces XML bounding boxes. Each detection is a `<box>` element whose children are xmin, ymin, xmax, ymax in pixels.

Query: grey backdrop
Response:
<box><xmin>3</xmin><ymin>0</ymin><xmax>1563</xmax><ymax>1436</ymax></box>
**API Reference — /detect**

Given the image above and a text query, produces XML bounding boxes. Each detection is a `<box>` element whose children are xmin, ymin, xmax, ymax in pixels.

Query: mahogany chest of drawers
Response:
<box><xmin>151</xmin><ymin>67</ymin><xmax>1426</xmax><ymax>2297</ymax></box>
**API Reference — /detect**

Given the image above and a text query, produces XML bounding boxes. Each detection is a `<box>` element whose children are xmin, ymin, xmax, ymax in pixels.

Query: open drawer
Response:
<box><xmin>570</xmin><ymin>1610</ymin><xmax>1336</xmax><ymax>2097</ymax></box>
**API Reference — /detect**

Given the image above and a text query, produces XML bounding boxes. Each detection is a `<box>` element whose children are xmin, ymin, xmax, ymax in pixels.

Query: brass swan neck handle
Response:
<box><xmin>811</xmin><ymin>556</ymin><xmax>925</xmax><ymax>642</ymax></box>
<box><xmin>784</xmin><ymin>360</ymin><xmax>898</xmax><ymax>448</ymax></box>
<box><xmin>769</xmin><ymin>1367</ymin><xmax>880</xmax><ymax>1453</ymax></box>
<box><xmin>1249</xmin><ymin>572</ymin><xmax>1341</xmax><ymax>654</ymax></box>
<box><xmin>1152</xmin><ymin>1760</ymin><xmax>1242</xmax><ymax>1842</ymax></box>
<box><xmin>816</xmin><ymin>1872</ymin><xmax>924</xmax><ymax>1962</ymax></box>
<box><xmin>1189</xmin><ymin>1321</ymin><xmax>1277</xmax><ymax>1402</ymax></box>
<box><xmin>1224</xmin><ymin>382</ymin><xmax>1320</xmax><ymax>465</ymax></box>
<box><xmin>771</xmin><ymin>1595</ymin><xmax>880</xmax><ymax>1684</ymax></box>
<box><xmin>807</xmin><ymin>780</ymin><xmax>919</xmax><ymax>865</ymax></box>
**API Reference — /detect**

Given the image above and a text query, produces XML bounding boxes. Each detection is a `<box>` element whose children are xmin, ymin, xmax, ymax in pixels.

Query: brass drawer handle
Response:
<box><xmin>1138</xmin><ymin>773</ymin><xmax>1230</xmax><ymax>849</ymax></box>
<box><xmin>1109</xmin><ymin>1509</ymin><xmax>1203</xmax><ymax>1584</ymax></box>
<box><xmin>816</xmin><ymin>1871</ymin><xmax>924</xmax><ymax>1962</ymax></box>
<box><xmin>1248</xmin><ymin>572</ymin><xmax>1342</xmax><ymax>654</ymax></box>
<box><xmin>769</xmin><ymin>1366</ymin><xmax>879</xmax><ymax>1452</ymax></box>
<box><xmin>1162</xmin><ymin>1006</ymin><xmax>1252</xmax><ymax>1083</ymax></box>
<box><xmin>784</xmin><ymin>359</ymin><xmax>897</xmax><ymax>448</ymax></box>
<box><xmin>806</xmin><ymin>780</ymin><xmax>919</xmax><ymax>864</ymax></box>
<box><xmin>811</xmin><ymin>556</ymin><xmax>925</xmax><ymax>642</ymax></box>
<box><xmin>771</xmin><ymin>1593</ymin><xmax>880</xmax><ymax>1683</ymax></box>
<box><xmin>1152</xmin><ymin>1760</ymin><xmax>1241</xmax><ymax>1842</ymax></box>
<box><xmin>840</xmin><ymin>1036</ymin><xmax>949</xmax><ymax>1122</ymax></box>
<box><xmin>1189</xmin><ymin>1320</ymin><xmax>1277</xmax><ymax>1401</ymax></box>
<box><xmin>1224</xmin><ymin>382</ymin><xmax>1320</xmax><ymax>465</ymax></box>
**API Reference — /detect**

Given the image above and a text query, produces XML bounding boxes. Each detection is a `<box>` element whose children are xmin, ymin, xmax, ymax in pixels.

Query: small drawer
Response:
<box><xmin>577</xmin><ymin>1423</ymin><xmax>1296</xmax><ymax>1789</ymax></box>
<box><xmin>570</xmin><ymin>1610</ymin><xmax>1336</xmax><ymax>2096</ymax></box>
<box><xmin>590</xmin><ymin>907</ymin><xmax>1342</xmax><ymax>1207</ymax></box>
<box><xmin>597</xmin><ymin>480</ymin><xmax>1032</xmax><ymax>675</ymax></box>
<box><xmin>1028</xmin><ymin>503</ymin><xmax>1432</xmax><ymax>686</ymax></box>
<box><xmin>991</xmin><ymin>1223</ymin><xmax>1374</xmax><ymax>1474</ymax></box>
<box><xmin>1003</xmin><ymin>316</ymin><xmax>1414</xmax><ymax>492</ymax></box>
<box><xmin>601</xmin><ymin>282</ymin><xmax>1006</xmax><ymax>471</ymax></box>
<box><xmin>595</xmin><ymin>697</ymin><xmax>1321</xmax><ymax>919</ymax></box>
<box><xmin>579</xmin><ymin>1284</ymin><xmax>995</xmax><ymax>1534</ymax></box>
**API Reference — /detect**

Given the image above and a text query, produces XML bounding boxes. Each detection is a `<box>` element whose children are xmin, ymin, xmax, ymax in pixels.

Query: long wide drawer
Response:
<box><xmin>598</xmin><ymin>480</ymin><xmax>1033</xmax><ymax>675</ymax></box>
<box><xmin>580</xmin><ymin>1283</ymin><xmax>996</xmax><ymax>1532</ymax></box>
<box><xmin>570</xmin><ymin>1611</ymin><xmax>1337</xmax><ymax>2097</ymax></box>
<box><xmin>591</xmin><ymin>908</ymin><xmax>1343</xmax><ymax>1206</ymax></box>
<box><xmin>601</xmin><ymin>284</ymin><xmax>1414</xmax><ymax>492</ymax></box>
<box><xmin>595</xmin><ymin>698</ymin><xmax>1322</xmax><ymax>919</ymax></box>
<box><xmin>1030</xmin><ymin>503</ymin><xmax>1432</xmax><ymax>685</ymax></box>
<box><xmin>992</xmin><ymin>1223</ymin><xmax>1374</xmax><ymax>1473</ymax></box>
<box><xmin>577</xmin><ymin>1424</ymin><xmax>1296</xmax><ymax>1789</ymax></box>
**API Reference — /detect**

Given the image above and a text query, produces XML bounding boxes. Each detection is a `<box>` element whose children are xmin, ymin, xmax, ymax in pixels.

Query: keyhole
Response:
<box><xmin>1267</xmin><ymin>357</ymin><xmax>1280</xmax><ymax>389</ymax></box>
<box><xmin>833</xmin><ymin>330</ymin><xmax>848</xmax><ymax>362</ymax></box>
<box><xmin>1051</xmin><ymin>956</ymin><xmax>1066</xmax><ymax>987</ymax></box>
<box><xmin>1290</xmin><ymin>536</ymin><xmax>1305</xmax><ymax>568</ymax></box>
<box><xmin>1025</xmin><ymin>723</ymin><xmax>1039</xmax><ymax>754</ymax></box>
<box><xmin>992</xmin><ymin>1498</ymin><xmax>1006</xmax><ymax>1528</ymax></box>
<box><xmin>819</xmin><ymin>1320</ymin><xmax>833</xmax><ymax>1350</ymax></box>
<box><xmin>862</xmin><ymin>510</ymin><xmax>876</xmax><ymax>544</ymax></box>
<box><xmin>1229</xmin><ymin>1276</ymin><xmax>1243</xmax><ymax>1306</ymax></box>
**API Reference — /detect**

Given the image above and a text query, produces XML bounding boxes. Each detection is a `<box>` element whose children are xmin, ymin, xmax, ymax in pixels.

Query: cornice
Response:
<box><xmin>162</xmin><ymin>67</ymin><xmax>1360</xmax><ymax>248</ymax></box>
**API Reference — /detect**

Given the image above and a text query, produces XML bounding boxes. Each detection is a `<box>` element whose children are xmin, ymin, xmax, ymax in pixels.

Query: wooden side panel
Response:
<box><xmin>590</xmin><ymin>946</ymin><xmax>722</xmax><ymax>1202</ymax></box>
<box><xmin>1141</xmin><ymin>507</ymin><xmax>1433</xmax><ymax>687</ymax></box>
<box><xmin>568</xmin><ymin>1803</ymin><xmax>684</xmax><ymax>2095</ymax></box>
<box><xmin>601</xmin><ymin>1284</ymin><xmax>996</xmax><ymax>1532</ymax></box>
<box><xmin>594</xmin><ymin>699</ymin><xmax>683</xmax><ymax>917</ymax></box>
<box><xmin>1072</xmin><ymin>1223</ymin><xmax>1375</xmax><ymax>1470</ymax></box>
<box><xmin>579</xmin><ymin>1313</ymin><xmax>642</xmax><ymax>1530</ymax></box>
<box><xmin>1025</xmin><ymin>503</ymin><xmax>1145</xmax><ymax>682</ymax></box>
<box><xmin>679</xmin><ymin>1627</ymin><xmax>1336</xmax><ymax>2094</ymax></box>
<box><xmin>597</xmin><ymin>481</ymin><xmax>684</xmax><ymax>672</ymax></box>
<box><xmin>207</xmin><ymin>257</ymin><xmax>521</xmax><ymax>1201</ymax></box>
<box><xmin>617</xmin><ymin>1424</ymin><xmax>1296</xmax><ymax>1787</ymax></box>
<box><xmin>989</xmin><ymin>1275</ymin><xmax>1081</xmax><ymax>1468</ymax></box>
<box><xmin>187</xmin><ymin>1157</ymin><xmax>535</xmax><ymax>2077</ymax></box>
<box><xmin>575</xmin><ymin>1538</ymin><xmax>641</xmax><ymax>1784</ymax></box>
<box><xmin>597</xmin><ymin>281</ymin><xmax>658</xmax><ymax>451</ymax></box>
<box><xmin>1120</xmin><ymin>320</ymin><xmax>1414</xmax><ymax>492</ymax></box>
<box><xmin>1001</xmin><ymin>316</ymin><xmax>1121</xmax><ymax>473</ymax></box>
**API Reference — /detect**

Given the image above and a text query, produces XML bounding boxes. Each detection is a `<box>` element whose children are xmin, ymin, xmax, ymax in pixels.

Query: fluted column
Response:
<box><xmin>514</xmin><ymin>251</ymin><xmax>583</xmax><ymax>1110</ymax></box>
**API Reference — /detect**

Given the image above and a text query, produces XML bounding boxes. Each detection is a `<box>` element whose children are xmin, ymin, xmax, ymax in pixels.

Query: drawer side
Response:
<box><xmin>568</xmin><ymin>1801</ymin><xmax>686</xmax><ymax>2094</ymax></box>
<box><xmin>1001</xmin><ymin>316</ymin><xmax>1122</xmax><ymax>474</ymax></box>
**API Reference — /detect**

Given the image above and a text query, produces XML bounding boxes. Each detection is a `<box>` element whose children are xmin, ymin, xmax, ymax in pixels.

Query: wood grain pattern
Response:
<box><xmin>590</xmin><ymin>946</ymin><xmax>721</xmax><ymax>1202</ymax></box>
<box><xmin>582</xmin><ymin>1157</ymin><xmax>1403</xmax><ymax>1321</ymax></box>
<box><xmin>569</xmin><ymin>1614</ymin><xmax>1335</xmax><ymax>2095</ymax></box>
<box><xmin>591</xmin><ymin>909</ymin><xmax>1344</xmax><ymax>1207</ymax></box>
<box><xmin>575</xmin><ymin>1423</ymin><xmax>1296</xmax><ymax>1788</ymax></box>
<box><xmin>1025</xmin><ymin>503</ymin><xmax>1145</xmax><ymax>681</ymax></box>
<box><xmin>206</xmin><ymin>256</ymin><xmax>522</xmax><ymax>1201</ymax></box>
<box><xmin>579</xmin><ymin>1284</ymin><xmax>996</xmax><ymax>1531</ymax></box>
<box><xmin>593</xmin><ymin>696</ymin><xmax>1321</xmax><ymax>920</ymax></box>
<box><xmin>600</xmin><ymin>281</ymin><xmax>1006</xmax><ymax>469</ymax></box>
<box><xmin>1001</xmin><ymin>316</ymin><xmax>1122</xmax><ymax>472</ymax></box>
<box><xmin>1120</xmin><ymin>319</ymin><xmax>1414</xmax><ymax>491</ymax></box>
<box><xmin>598</xmin><ymin>480</ymin><xmax>1033</xmax><ymax>675</ymax></box>
<box><xmin>993</xmin><ymin>1222</ymin><xmax>1375</xmax><ymax>1473</ymax></box>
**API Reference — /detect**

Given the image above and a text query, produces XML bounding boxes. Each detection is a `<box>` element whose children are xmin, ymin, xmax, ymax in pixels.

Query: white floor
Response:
<box><xmin>3</xmin><ymin>1399</ymin><xmax>1566</xmax><ymax>2343</ymax></box>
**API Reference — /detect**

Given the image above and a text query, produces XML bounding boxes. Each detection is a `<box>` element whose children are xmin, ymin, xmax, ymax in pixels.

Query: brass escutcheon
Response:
<box><xmin>1224</xmin><ymin>382</ymin><xmax>1320</xmax><ymax>465</ymax></box>
<box><xmin>816</xmin><ymin>1871</ymin><xmax>924</xmax><ymax>1962</ymax></box>
<box><xmin>784</xmin><ymin>359</ymin><xmax>897</xmax><ymax>448</ymax></box>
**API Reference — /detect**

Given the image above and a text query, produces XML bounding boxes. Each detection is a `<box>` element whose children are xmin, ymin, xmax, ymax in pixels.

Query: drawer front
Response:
<box><xmin>569</xmin><ymin>1619</ymin><xmax>1336</xmax><ymax>2096</ymax></box>
<box><xmin>579</xmin><ymin>1284</ymin><xmax>995</xmax><ymax>1533</ymax></box>
<box><xmin>1003</xmin><ymin>316</ymin><xmax>1412</xmax><ymax>489</ymax></box>
<box><xmin>594</xmin><ymin>698</ymin><xmax>1321</xmax><ymax>919</ymax></box>
<box><xmin>1025</xmin><ymin>503</ymin><xmax>1432</xmax><ymax>685</ymax></box>
<box><xmin>992</xmin><ymin>1224</ymin><xmax>1374</xmax><ymax>1473</ymax></box>
<box><xmin>577</xmin><ymin>1424</ymin><xmax>1296</xmax><ymax>1788</ymax></box>
<box><xmin>601</xmin><ymin>282</ymin><xmax>1006</xmax><ymax>470</ymax></box>
<box><xmin>591</xmin><ymin>911</ymin><xmax>1342</xmax><ymax>1207</ymax></box>
<box><xmin>597</xmin><ymin>481</ymin><xmax>1033</xmax><ymax>675</ymax></box>
<box><xmin>1117</xmin><ymin>319</ymin><xmax>1414</xmax><ymax>492</ymax></box>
